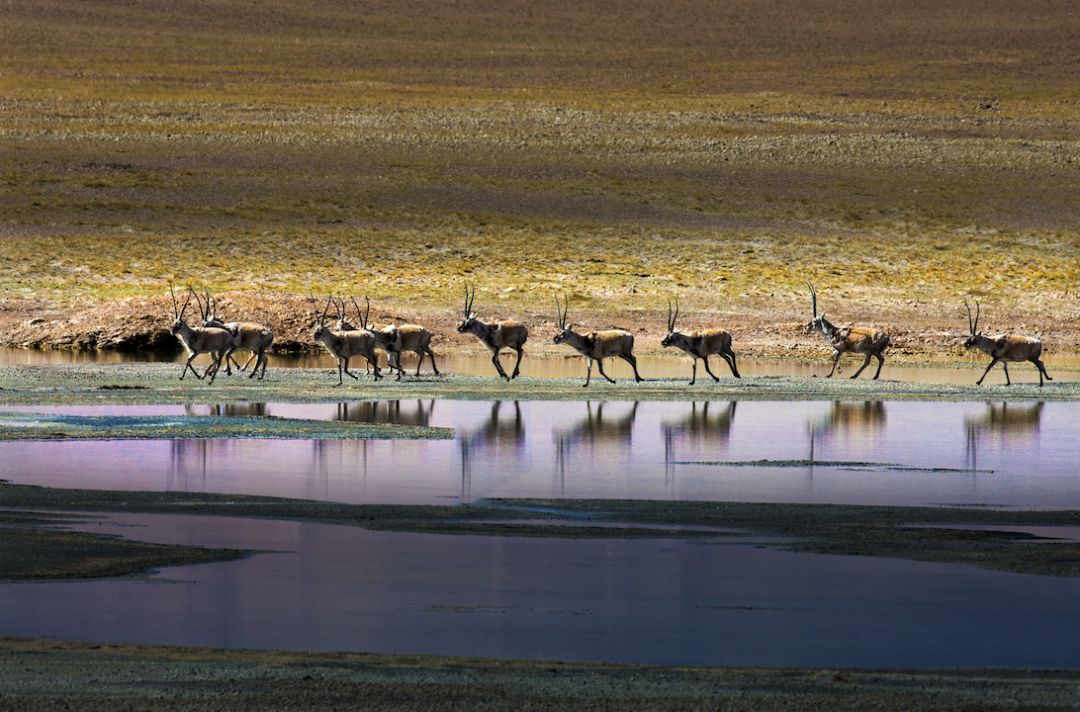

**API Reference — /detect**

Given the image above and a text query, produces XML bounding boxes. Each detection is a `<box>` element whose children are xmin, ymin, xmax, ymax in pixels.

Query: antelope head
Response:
<box><xmin>552</xmin><ymin>294</ymin><xmax>573</xmax><ymax>343</ymax></box>
<box><xmin>660</xmin><ymin>297</ymin><xmax>680</xmax><ymax>347</ymax></box>
<box><xmin>805</xmin><ymin>282</ymin><xmax>826</xmax><ymax>335</ymax></box>
<box><xmin>963</xmin><ymin>300</ymin><xmax>982</xmax><ymax>348</ymax></box>
<box><xmin>457</xmin><ymin>284</ymin><xmax>479</xmax><ymax>333</ymax></box>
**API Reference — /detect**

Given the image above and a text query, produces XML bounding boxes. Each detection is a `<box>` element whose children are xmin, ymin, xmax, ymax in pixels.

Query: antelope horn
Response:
<box><xmin>319</xmin><ymin>296</ymin><xmax>332</xmax><ymax>325</ymax></box>
<box><xmin>667</xmin><ymin>299</ymin><xmax>673</xmax><ymax>332</ymax></box>
<box><xmin>807</xmin><ymin>282</ymin><xmax>818</xmax><ymax>318</ymax></box>
<box><xmin>674</xmin><ymin>295</ymin><xmax>680</xmax><ymax>330</ymax></box>
<box><xmin>178</xmin><ymin>290</ymin><xmax>192</xmax><ymax>320</ymax></box>
<box><xmin>964</xmin><ymin>300</ymin><xmax>974</xmax><ymax>335</ymax></box>
<box><xmin>554</xmin><ymin>294</ymin><xmax>564</xmax><ymax>328</ymax></box>
<box><xmin>169</xmin><ymin>284</ymin><xmax>178</xmax><ymax>317</ymax></box>
<box><xmin>351</xmin><ymin>296</ymin><xmax>368</xmax><ymax>329</ymax></box>
<box><xmin>974</xmin><ymin>299</ymin><xmax>981</xmax><ymax>334</ymax></box>
<box><xmin>467</xmin><ymin>284</ymin><xmax>475</xmax><ymax>315</ymax></box>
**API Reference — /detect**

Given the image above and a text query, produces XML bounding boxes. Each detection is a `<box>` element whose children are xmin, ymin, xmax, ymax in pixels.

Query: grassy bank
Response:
<box><xmin>0</xmin><ymin>362</ymin><xmax>1076</xmax><ymax>404</ymax></box>
<box><xmin>4</xmin><ymin>637</ymin><xmax>1080</xmax><ymax>711</ymax></box>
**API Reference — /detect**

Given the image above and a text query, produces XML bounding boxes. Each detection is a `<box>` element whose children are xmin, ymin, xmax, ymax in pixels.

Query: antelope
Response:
<box><xmin>363</xmin><ymin>301</ymin><xmax>440</xmax><ymax>380</ymax></box>
<box><xmin>963</xmin><ymin>300</ymin><xmax>1052</xmax><ymax>387</ymax></box>
<box><xmin>552</xmin><ymin>294</ymin><xmax>643</xmax><ymax>387</ymax></box>
<box><xmin>193</xmin><ymin>289</ymin><xmax>274</xmax><ymax>380</ymax></box>
<box><xmin>311</xmin><ymin>296</ymin><xmax>382</xmax><ymax>385</ymax></box>
<box><xmin>167</xmin><ymin>286</ymin><xmax>233</xmax><ymax>384</ymax></box>
<box><xmin>660</xmin><ymin>297</ymin><xmax>740</xmax><ymax>384</ymax></box>
<box><xmin>805</xmin><ymin>283</ymin><xmax>890</xmax><ymax>379</ymax></box>
<box><xmin>457</xmin><ymin>284</ymin><xmax>528</xmax><ymax>381</ymax></box>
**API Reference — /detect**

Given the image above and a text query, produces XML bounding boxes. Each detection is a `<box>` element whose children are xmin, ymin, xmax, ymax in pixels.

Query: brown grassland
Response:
<box><xmin>1</xmin><ymin>0</ymin><xmax>1079</xmax><ymax>358</ymax></box>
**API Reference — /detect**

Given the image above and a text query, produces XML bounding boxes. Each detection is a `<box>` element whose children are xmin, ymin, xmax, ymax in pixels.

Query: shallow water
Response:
<box><xmin>4</xmin><ymin>511</ymin><xmax>1080</xmax><ymax>668</ymax></box>
<box><xmin>1</xmin><ymin>399</ymin><xmax>1075</xmax><ymax>508</ymax></box>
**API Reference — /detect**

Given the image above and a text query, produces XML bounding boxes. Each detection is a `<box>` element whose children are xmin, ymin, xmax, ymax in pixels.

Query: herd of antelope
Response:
<box><xmin>166</xmin><ymin>283</ymin><xmax>1055</xmax><ymax>388</ymax></box>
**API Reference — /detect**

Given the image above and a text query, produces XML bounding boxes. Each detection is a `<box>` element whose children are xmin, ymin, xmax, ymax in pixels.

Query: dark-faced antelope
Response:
<box><xmin>963</xmin><ymin>300</ymin><xmax>1052</xmax><ymax>387</ymax></box>
<box><xmin>805</xmin><ymin>283</ymin><xmax>890</xmax><ymax>379</ymax></box>
<box><xmin>552</xmin><ymin>294</ymin><xmax>643</xmax><ymax>387</ymax></box>
<box><xmin>363</xmin><ymin>301</ymin><xmax>440</xmax><ymax>380</ymax></box>
<box><xmin>457</xmin><ymin>284</ymin><xmax>528</xmax><ymax>381</ymax></box>
<box><xmin>311</xmin><ymin>296</ymin><xmax>382</xmax><ymax>385</ymax></box>
<box><xmin>167</xmin><ymin>286</ymin><xmax>233</xmax><ymax>384</ymax></box>
<box><xmin>195</xmin><ymin>290</ymin><xmax>274</xmax><ymax>380</ymax></box>
<box><xmin>660</xmin><ymin>297</ymin><xmax>740</xmax><ymax>384</ymax></box>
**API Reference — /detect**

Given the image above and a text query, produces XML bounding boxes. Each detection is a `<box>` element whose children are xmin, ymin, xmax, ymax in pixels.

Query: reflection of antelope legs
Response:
<box><xmin>965</xmin><ymin>401</ymin><xmax>1044</xmax><ymax>469</ymax></box>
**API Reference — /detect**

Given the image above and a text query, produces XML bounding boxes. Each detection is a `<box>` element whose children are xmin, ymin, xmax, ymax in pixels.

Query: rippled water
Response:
<box><xmin>1</xmin><ymin>399</ymin><xmax>1075</xmax><ymax>507</ymax></box>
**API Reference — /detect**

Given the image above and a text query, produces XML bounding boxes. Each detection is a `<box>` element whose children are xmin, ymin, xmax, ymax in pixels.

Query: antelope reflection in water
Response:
<box><xmin>662</xmin><ymin>402</ymin><xmax>737</xmax><ymax>487</ymax></box>
<box><xmin>312</xmin><ymin>400</ymin><xmax>436</xmax><ymax>499</ymax></box>
<box><xmin>965</xmin><ymin>402</ymin><xmax>1043</xmax><ymax>471</ymax></box>
<box><xmin>459</xmin><ymin>401</ymin><xmax>526</xmax><ymax>501</ymax></box>
<box><xmin>806</xmin><ymin>401</ymin><xmax>888</xmax><ymax>490</ymax></box>
<box><xmin>553</xmin><ymin>401</ymin><xmax>639</xmax><ymax>495</ymax></box>
<box><xmin>183</xmin><ymin>402</ymin><xmax>268</xmax><ymax>417</ymax></box>
<box><xmin>168</xmin><ymin>439</ymin><xmax>213</xmax><ymax>490</ymax></box>
<box><xmin>332</xmin><ymin>400</ymin><xmax>435</xmax><ymax>427</ymax></box>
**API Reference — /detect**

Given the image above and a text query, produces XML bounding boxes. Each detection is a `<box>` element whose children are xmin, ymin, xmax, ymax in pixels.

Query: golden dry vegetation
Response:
<box><xmin>1</xmin><ymin>0</ymin><xmax>1079</xmax><ymax>355</ymax></box>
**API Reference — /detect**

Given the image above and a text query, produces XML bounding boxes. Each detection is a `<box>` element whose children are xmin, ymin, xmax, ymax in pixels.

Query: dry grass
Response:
<box><xmin>1</xmin><ymin>0</ymin><xmax>1079</xmax><ymax>349</ymax></box>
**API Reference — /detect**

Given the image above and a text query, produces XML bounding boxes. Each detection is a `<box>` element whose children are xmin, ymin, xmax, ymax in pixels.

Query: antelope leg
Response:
<box><xmin>976</xmin><ymin>358</ymin><xmax>999</xmax><ymax>385</ymax></box>
<box><xmin>702</xmin><ymin>355</ymin><xmax>720</xmax><ymax>382</ymax></box>
<box><xmin>596</xmin><ymin>358</ymin><xmax>617</xmax><ymax>384</ymax></box>
<box><xmin>826</xmin><ymin>351</ymin><xmax>841</xmax><ymax>378</ymax></box>
<box><xmin>620</xmin><ymin>353</ymin><xmax>643</xmax><ymax>382</ymax></box>
<box><xmin>491</xmin><ymin>350</ymin><xmax>510</xmax><ymax>380</ymax></box>
<box><xmin>427</xmin><ymin>348</ymin><xmax>440</xmax><ymax>376</ymax></box>
<box><xmin>511</xmin><ymin>347</ymin><xmax>524</xmax><ymax>380</ymax></box>
<box><xmin>851</xmin><ymin>353</ymin><xmax>872</xmax><ymax>379</ymax></box>
<box><xmin>872</xmin><ymin>353</ymin><xmax>885</xmax><ymax>380</ymax></box>
<box><xmin>722</xmin><ymin>348</ymin><xmax>741</xmax><ymax>378</ymax></box>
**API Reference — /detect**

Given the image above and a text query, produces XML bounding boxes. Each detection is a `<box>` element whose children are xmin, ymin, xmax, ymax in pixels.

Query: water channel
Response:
<box><xmin>3</xmin><ymin>349</ymin><xmax>1080</xmax><ymax>666</ymax></box>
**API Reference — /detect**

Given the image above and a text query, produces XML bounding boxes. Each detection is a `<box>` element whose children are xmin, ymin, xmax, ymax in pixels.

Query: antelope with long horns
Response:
<box><xmin>312</xmin><ymin>296</ymin><xmax>382</xmax><ymax>385</ymax></box>
<box><xmin>457</xmin><ymin>284</ymin><xmax>528</xmax><ymax>380</ymax></box>
<box><xmin>194</xmin><ymin>289</ymin><xmax>274</xmax><ymax>380</ymax></box>
<box><xmin>660</xmin><ymin>297</ymin><xmax>740</xmax><ymax>384</ymax></box>
<box><xmin>552</xmin><ymin>294</ymin><xmax>643</xmax><ymax>387</ymax></box>
<box><xmin>168</xmin><ymin>286</ymin><xmax>233</xmax><ymax>384</ymax></box>
<box><xmin>363</xmin><ymin>300</ymin><xmax>440</xmax><ymax>380</ymax></box>
<box><xmin>805</xmin><ymin>283</ymin><xmax>890</xmax><ymax>379</ymax></box>
<box><xmin>963</xmin><ymin>300</ymin><xmax>1052</xmax><ymax>387</ymax></box>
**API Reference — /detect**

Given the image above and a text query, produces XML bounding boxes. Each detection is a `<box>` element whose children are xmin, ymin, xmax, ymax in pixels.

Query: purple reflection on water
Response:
<box><xmin>1</xmin><ymin>400</ymin><xmax>1078</xmax><ymax>507</ymax></box>
<box><xmin>3</xmin><ymin>512</ymin><xmax>1080</xmax><ymax>667</ymax></box>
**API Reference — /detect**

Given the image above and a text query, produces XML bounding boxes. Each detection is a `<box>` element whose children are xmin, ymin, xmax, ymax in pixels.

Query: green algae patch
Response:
<box><xmin>0</xmin><ymin>412</ymin><xmax>452</xmax><ymax>441</ymax></box>
<box><xmin>0</xmin><ymin>510</ymin><xmax>245</xmax><ymax>581</ymax></box>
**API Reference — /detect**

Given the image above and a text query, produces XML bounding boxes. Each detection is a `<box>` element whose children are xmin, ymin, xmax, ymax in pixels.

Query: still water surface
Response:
<box><xmin>5</xmin><ymin>512</ymin><xmax>1080</xmax><ymax>668</ymax></box>
<box><xmin>0</xmin><ymin>399</ymin><xmax>1075</xmax><ymax>508</ymax></box>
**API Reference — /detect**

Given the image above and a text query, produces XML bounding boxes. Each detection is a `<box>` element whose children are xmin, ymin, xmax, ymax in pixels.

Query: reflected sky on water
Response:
<box><xmin>1</xmin><ymin>399</ymin><xmax>1075</xmax><ymax>508</ymax></box>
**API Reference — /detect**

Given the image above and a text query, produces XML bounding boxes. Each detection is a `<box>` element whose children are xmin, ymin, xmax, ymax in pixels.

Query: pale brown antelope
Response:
<box><xmin>552</xmin><ymin>294</ymin><xmax>643</xmax><ymax>387</ymax></box>
<box><xmin>963</xmin><ymin>300</ymin><xmax>1052</xmax><ymax>387</ymax></box>
<box><xmin>805</xmin><ymin>283</ymin><xmax>890</xmax><ymax>379</ymax></box>
<box><xmin>311</xmin><ymin>296</ymin><xmax>382</xmax><ymax>385</ymax></box>
<box><xmin>194</xmin><ymin>289</ymin><xmax>274</xmax><ymax>380</ymax></box>
<box><xmin>167</xmin><ymin>286</ymin><xmax>233</xmax><ymax>384</ymax></box>
<box><xmin>457</xmin><ymin>284</ymin><xmax>528</xmax><ymax>381</ymax></box>
<box><xmin>363</xmin><ymin>301</ymin><xmax>440</xmax><ymax>380</ymax></box>
<box><xmin>660</xmin><ymin>297</ymin><xmax>740</xmax><ymax>384</ymax></box>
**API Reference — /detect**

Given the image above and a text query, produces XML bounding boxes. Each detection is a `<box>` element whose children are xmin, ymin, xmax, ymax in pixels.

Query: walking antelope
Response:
<box><xmin>963</xmin><ymin>300</ymin><xmax>1052</xmax><ymax>387</ymax></box>
<box><xmin>660</xmin><ymin>297</ymin><xmax>740</xmax><ymax>384</ymax></box>
<box><xmin>311</xmin><ymin>296</ymin><xmax>382</xmax><ymax>385</ymax></box>
<box><xmin>552</xmin><ymin>294</ymin><xmax>643</xmax><ymax>387</ymax></box>
<box><xmin>167</xmin><ymin>286</ymin><xmax>233</xmax><ymax>384</ymax></box>
<box><xmin>457</xmin><ymin>284</ymin><xmax>528</xmax><ymax>380</ymax></box>
<box><xmin>805</xmin><ymin>283</ymin><xmax>890</xmax><ymax>379</ymax></box>
<box><xmin>193</xmin><ymin>289</ymin><xmax>274</xmax><ymax>380</ymax></box>
<box><xmin>363</xmin><ymin>301</ymin><xmax>440</xmax><ymax>380</ymax></box>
